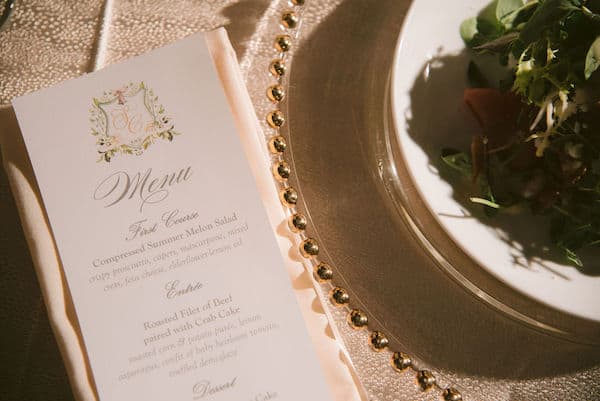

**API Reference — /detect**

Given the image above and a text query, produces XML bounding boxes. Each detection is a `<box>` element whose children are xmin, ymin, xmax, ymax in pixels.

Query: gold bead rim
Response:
<box><xmin>442</xmin><ymin>388</ymin><xmax>463</xmax><ymax>401</ymax></box>
<box><xmin>330</xmin><ymin>287</ymin><xmax>350</xmax><ymax>306</ymax></box>
<box><xmin>267</xmin><ymin>84</ymin><xmax>285</xmax><ymax>102</ymax></box>
<box><xmin>391</xmin><ymin>352</ymin><xmax>412</xmax><ymax>371</ymax></box>
<box><xmin>314</xmin><ymin>262</ymin><xmax>333</xmax><ymax>281</ymax></box>
<box><xmin>300</xmin><ymin>238</ymin><xmax>319</xmax><ymax>257</ymax></box>
<box><xmin>269</xmin><ymin>59</ymin><xmax>286</xmax><ymax>77</ymax></box>
<box><xmin>348</xmin><ymin>309</ymin><xmax>368</xmax><ymax>329</ymax></box>
<box><xmin>279</xmin><ymin>187</ymin><xmax>298</xmax><ymax>206</ymax></box>
<box><xmin>288</xmin><ymin>213</ymin><xmax>307</xmax><ymax>232</ymax></box>
<box><xmin>267</xmin><ymin>110</ymin><xmax>285</xmax><ymax>128</ymax></box>
<box><xmin>268</xmin><ymin>135</ymin><xmax>287</xmax><ymax>153</ymax></box>
<box><xmin>274</xmin><ymin>34</ymin><xmax>292</xmax><ymax>52</ymax></box>
<box><xmin>417</xmin><ymin>370</ymin><xmax>436</xmax><ymax>391</ymax></box>
<box><xmin>264</xmin><ymin>3</ymin><xmax>467</xmax><ymax>399</ymax></box>
<box><xmin>369</xmin><ymin>331</ymin><xmax>389</xmax><ymax>351</ymax></box>
<box><xmin>282</xmin><ymin>11</ymin><xmax>299</xmax><ymax>29</ymax></box>
<box><xmin>272</xmin><ymin>161</ymin><xmax>291</xmax><ymax>181</ymax></box>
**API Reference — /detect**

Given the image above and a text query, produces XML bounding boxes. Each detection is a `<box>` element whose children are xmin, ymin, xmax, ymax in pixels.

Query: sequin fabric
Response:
<box><xmin>0</xmin><ymin>1</ymin><xmax>598</xmax><ymax>400</ymax></box>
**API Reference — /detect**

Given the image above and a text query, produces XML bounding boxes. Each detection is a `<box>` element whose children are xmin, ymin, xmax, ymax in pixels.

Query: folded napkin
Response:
<box><xmin>0</xmin><ymin>28</ymin><xmax>362</xmax><ymax>401</ymax></box>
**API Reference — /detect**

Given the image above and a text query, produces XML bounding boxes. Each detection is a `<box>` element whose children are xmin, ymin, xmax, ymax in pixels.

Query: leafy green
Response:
<box><xmin>454</xmin><ymin>0</ymin><xmax>600</xmax><ymax>267</ymax></box>
<box><xmin>460</xmin><ymin>17</ymin><xmax>480</xmax><ymax>45</ymax></box>
<box><xmin>518</xmin><ymin>0</ymin><xmax>581</xmax><ymax>44</ymax></box>
<box><xmin>496</xmin><ymin>0</ymin><xmax>526</xmax><ymax>27</ymax></box>
<box><xmin>460</xmin><ymin>0</ymin><xmax>505</xmax><ymax>47</ymax></box>
<box><xmin>470</xmin><ymin>197</ymin><xmax>501</xmax><ymax>208</ymax></box>
<box><xmin>441</xmin><ymin>149</ymin><xmax>473</xmax><ymax>176</ymax></box>
<box><xmin>441</xmin><ymin>149</ymin><xmax>503</xmax><ymax>214</ymax></box>
<box><xmin>585</xmin><ymin>35</ymin><xmax>600</xmax><ymax>78</ymax></box>
<box><xmin>564</xmin><ymin>247</ymin><xmax>583</xmax><ymax>267</ymax></box>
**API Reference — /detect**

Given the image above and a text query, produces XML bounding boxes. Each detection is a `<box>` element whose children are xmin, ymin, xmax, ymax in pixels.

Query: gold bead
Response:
<box><xmin>314</xmin><ymin>262</ymin><xmax>333</xmax><ymax>281</ymax></box>
<box><xmin>269</xmin><ymin>59</ymin><xmax>286</xmax><ymax>77</ymax></box>
<box><xmin>330</xmin><ymin>287</ymin><xmax>350</xmax><ymax>306</ymax></box>
<box><xmin>391</xmin><ymin>352</ymin><xmax>412</xmax><ymax>371</ymax></box>
<box><xmin>267</xmin><ymin>84</ymin><xmax>285</xmax><ymax>102</ymax></box>
<box><xmin>281</xmin><ymin>11</ymin><xmax>299</xmax><ymax>29</ymax></box>
<box><xmin>272</xmin><ymin>160</ymin><xmax>291</xmax><ymax>181</ymax></box>
<box><xmin>288</xmin><ymin>213</ymin><xmax>307</xmax><ymax>232</ymax></box>
<box><xmin>267</xmin><ymin>110</ymin><xmax>285</xmax><ymax>128</ymax></box>
<box><xmin>268</xmin><ymin>135</ymin><xmax>287</xmax><ymax>153</ymax></box>
<box><xmin>369</xmin><ymin>331</ymin><xmax>389</xmax><ymax>351</ymax></box>
<box><xmin>348</xmin><ymin>309</ymin><xmax>368</xmax><ymax>329</ymax></box>
<box><xmin>300</xmin><ymin>238</ymin><xmax>319</xmax><ymax>257</ymax></box>
<box><xmin>290</xmin><ymin>0</ymin><xmax>305</xmax><ymax>5</ymax></box>
<box><xmin>274</xmin><ymin>35</ymin><xmax>292</xmax><ymax>52</ymax></box>
<box><xmin>443</xmin><ymin>388</ymin><xmax>463</xmax><ymax>401</ymax></box>
<box><xmin>417</xmin><ymin>370</ymin><xmax>436</xmax><ymax>391</ymax></box>
<box><xmin>279</xmin><ymin>187</ymin><xmax>298</xmax><ymax>206</ymax></box>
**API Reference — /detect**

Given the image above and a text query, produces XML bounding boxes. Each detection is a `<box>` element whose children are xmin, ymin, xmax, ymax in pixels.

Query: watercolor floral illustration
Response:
<box><xmin>90</xmin><ymin>82</ymin><xmax>181</xmax><ymax>162</ymax></box>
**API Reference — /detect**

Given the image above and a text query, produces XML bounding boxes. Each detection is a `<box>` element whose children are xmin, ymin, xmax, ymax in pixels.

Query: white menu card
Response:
<box><xmin>13</xmin><ymin>32</ymin><xmax>332</xmax><ymax>401</ymax></box>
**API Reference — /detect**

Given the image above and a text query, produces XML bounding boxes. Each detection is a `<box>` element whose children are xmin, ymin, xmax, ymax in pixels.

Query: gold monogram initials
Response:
<box><xmin>110</xmin><ymin>104</ymin><xmax>144</xmax><ymax>135</ymax></box>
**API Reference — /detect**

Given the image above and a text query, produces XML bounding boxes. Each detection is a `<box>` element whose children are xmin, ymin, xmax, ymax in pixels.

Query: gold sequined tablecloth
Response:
<box><xmin>1</xmin><ymin>1</ymin><xmax>600</xmax><ymax>401</ymax></box>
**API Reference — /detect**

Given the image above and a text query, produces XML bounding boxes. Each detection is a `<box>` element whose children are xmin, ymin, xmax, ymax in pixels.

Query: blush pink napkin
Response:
<box><xmin>0</xmin><ymin>28</ymin><xmax>362</xmax><ymax>401</ymax></box>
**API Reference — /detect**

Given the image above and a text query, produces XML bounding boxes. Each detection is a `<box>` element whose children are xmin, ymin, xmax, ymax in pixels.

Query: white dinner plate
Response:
<box><xmin>391</xmin><ymin>0</ymin><xmax>600</xmax><ymax>322</ymax></box>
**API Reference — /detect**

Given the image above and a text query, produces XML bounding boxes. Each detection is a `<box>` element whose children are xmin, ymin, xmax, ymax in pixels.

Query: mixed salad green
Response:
<box><xmin>444</xmin><ymin>0</ymin><xmax>600</xmax><ymax>266</ymax></box>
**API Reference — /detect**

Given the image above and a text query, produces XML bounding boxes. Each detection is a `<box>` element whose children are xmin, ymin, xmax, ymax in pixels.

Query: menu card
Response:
<box><xmin>13</xmin><ymin>32</ymin><xmax>332</xmax><ymax>401</ymax></box>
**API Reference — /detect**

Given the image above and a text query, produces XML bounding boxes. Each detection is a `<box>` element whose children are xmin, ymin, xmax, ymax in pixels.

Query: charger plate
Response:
<box><xmin>252</xmin><ymin>0</ymin><xmax>600</xmax><ymax>399</ymax></box>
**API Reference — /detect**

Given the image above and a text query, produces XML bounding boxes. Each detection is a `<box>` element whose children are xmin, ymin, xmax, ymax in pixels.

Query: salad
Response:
<box><xmin>443</xmin><ymin>0</ymin><xmax>600</xmax><ymax>266</ymax></box>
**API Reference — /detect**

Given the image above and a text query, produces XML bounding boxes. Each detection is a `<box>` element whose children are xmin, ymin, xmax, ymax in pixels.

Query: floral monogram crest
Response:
<box><xmin>90</xmin><ymin>82</ymin><xmax>180</xmax><ymax>162</ymax></box>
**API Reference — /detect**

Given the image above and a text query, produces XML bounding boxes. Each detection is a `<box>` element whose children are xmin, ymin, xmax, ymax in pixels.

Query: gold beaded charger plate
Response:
<box><xmin>249</xmin><ymin>0</ymin><xmax>600</xmax><ymax>399</ymax></box>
